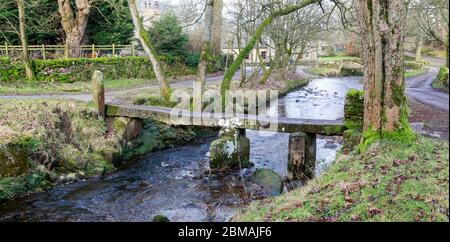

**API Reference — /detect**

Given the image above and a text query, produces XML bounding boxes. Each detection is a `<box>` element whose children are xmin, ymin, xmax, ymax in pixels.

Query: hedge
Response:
<box><xmin>0</xmin><ymin>56</ymin><xmax>225</xmax><ymax>84</ymax></box>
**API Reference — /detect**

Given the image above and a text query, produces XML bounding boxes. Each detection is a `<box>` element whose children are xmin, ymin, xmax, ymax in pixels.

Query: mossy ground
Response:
<box><xmin>235</xmin><ymin>137</ymin><xmax>449</xmax><ymax>222</ymax></box>
<box><xmin>0</xmin><ymin>100</ymin><xmax>117</xmax><ymax>200</ymax></box>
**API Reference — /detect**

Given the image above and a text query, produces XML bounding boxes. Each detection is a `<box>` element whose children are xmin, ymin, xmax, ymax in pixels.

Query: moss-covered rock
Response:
<box><xmin>111</xmin><ymin>117</ymin><xmax>143</xmax><ymax>143</ymax></box>
<box><xmin>57</xmin><ymin>145</ymin><xmax>84</xmax><ymax>172</ymax></box>
<box><xmin>251</xmin><ymin>169</ymin><xmax>283</xmax><ymax>196</ymax></box>
<box><xmin>152</xmin><ymin>215</ymin><xmax>171</xmax><ymax>222</ymax></box>
<box><xmin>209</xmin><ymin>130</ymin><xmax>250</xmax><ymax>170</ymax></box>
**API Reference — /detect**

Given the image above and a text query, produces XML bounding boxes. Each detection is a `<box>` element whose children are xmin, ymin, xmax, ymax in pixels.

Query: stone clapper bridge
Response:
<box><xmin>91</xmin><ymin>71</ymin><xmax>345</xmax><ymax>182</ymax></box>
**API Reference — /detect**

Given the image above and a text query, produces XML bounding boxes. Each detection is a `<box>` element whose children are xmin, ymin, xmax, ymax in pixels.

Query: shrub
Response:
<box><xmin>184</xmin><ymin>52</ymin><xmax>200</xmax><ymax>67</ymax></box>
<box><xmin>0</xmin><ymin>57</ymin><xmax>198</xmax><ymax>84</ymax></box>
<box><xmin>437</xmin><ymin>66</ymin><xmax>449</xmax><ymax>88</ymax></box>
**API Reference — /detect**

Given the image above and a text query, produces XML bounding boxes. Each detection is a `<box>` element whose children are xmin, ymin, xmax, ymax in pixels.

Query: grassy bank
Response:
<box><xmin>0</xmin><ymin>100</ymin><xmax>215</xmax><ymax>200</ymax></box>
<box><xmin>235</xmin><ymin>137</ymin><xmax>449</xmax><ymax>222</ymax></box>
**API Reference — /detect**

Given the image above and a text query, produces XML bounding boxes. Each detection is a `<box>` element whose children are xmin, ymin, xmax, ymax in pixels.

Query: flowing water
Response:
<box><xmin>0</xmin><ymin>76</ymin><xmax>363</xmax><ymax>222</ymax></box>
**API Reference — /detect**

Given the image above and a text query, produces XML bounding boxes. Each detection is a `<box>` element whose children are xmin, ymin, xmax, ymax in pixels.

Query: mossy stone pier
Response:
<box><xmin>288</xmin><ymin>132</ymin><xmax>316</xmax><ymax>182</ymax></box>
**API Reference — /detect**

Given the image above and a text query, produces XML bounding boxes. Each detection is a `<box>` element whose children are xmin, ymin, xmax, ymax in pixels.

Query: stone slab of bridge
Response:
<box><xmin>92</xmin><ymin>71</ymin><xmax>345</xmax><ymax>181</ymax></box>
<box><xmin>105</xmin><ymin>103</ymin><xmax>346</xmax><ymax>181</ymax></box>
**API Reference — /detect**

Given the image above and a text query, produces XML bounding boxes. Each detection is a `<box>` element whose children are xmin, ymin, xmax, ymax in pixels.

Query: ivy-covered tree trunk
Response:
<box><xmin>128</xmin><ymin>0</ymin><xmax>171</xmax><ymax>101</ymax></box>
<box><xmin>220</xmin><ymin>0</ymin><xmax>321</xmax><ymax>101</ymax></box>
<box><xmin>355</xmin><ymin>0</ymin><xmax>414</xmax><ymax>145</ymax></box>
<box><xmin>17</xmin><ymin>0</ymin><xmax>34</xmax><ymax>80</ymax></box>
<box><xmin>57</xmin><ymin>0</ymin><xmax>90</xmax><ymax>58</ymax></box>
<box><xmin>194</xmin><ymin>0</ymin><xmax>215</xmax><ymax>112</ymax></box>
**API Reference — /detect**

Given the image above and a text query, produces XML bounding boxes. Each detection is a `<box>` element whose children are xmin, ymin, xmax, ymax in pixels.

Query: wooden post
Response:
<box><xmin>5</xmin><ymin>42</ymin><xmax>8</xmax><ymax>57</ymax></box>
<box><xmin>91</xmin><ymin>44</ymin><xmax>95</xmax><ymax>58</ymax></box>
<box><xmin>42</xmin><ymin>44</ymin><xmax>46</xmax><ymax>60</ymax></box>
<box><xmin>288</xmin><ymin>132</ymin><xmax>317</xmax><ymax>181</ymax></box>
<box><xmin>92</xmin><ymin>70</ymin><xmax>105</xmax><ymax>119</ymax></box>
<box><xmin>112</xmin><ymin>44</ymin><xmax>116</xmax><ymax>58</ymax></box>
<box><xmin>131</xmin><ymin>43</ymin><xmax>135</xmax><ymax>57</ymax></box>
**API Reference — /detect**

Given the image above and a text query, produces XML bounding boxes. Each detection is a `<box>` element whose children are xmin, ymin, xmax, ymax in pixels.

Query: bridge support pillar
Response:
<box><xmin>92</xmin><ymin>70</ymin><xmax>105</xmax><ymax>120</ymax></box>
<box><xmin>288</xmin><ymin>132</ymin><xmax>316</xmax><ymax>182</ymax></box>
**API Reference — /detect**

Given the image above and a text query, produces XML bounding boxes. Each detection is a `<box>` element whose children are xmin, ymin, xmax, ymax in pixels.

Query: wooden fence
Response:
<box><xmin>0</xmin><ymin>43</ymin><xmax>137</xmax><ymax>60</ymax></box>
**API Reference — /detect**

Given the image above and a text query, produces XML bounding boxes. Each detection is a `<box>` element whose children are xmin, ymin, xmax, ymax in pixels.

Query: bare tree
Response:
<box><xmin>212</xmin><ymin>0</ymin><xmax>223</xmax><ymax>54</ymax></box>
<box><xmin>128</xmin><ymin>0</ymin><xmax>172</xmax><ymax>101</ymax></box>
<box><xmin>411</xmin><ymin>0</ymin><xmax>449</xmax><ymax>66</ymax></box>
<box><xmin>17</xmin><ymin>0</ymin><xmax>34</xmax><ymax>80</ymax></box>
<box><xmin>264</xmin><ymin>3</ymin><xmax>324</xmax><ymax>80</ymax></box>
<box><xmin>220</xmin><ymin>0</ymin><xmax>322</xmax><ymax>100</ymax></box>
<box><xmin>194</xmin><ymin>0</ymin><xmax>215</xmax><ymax>111</ymax></box>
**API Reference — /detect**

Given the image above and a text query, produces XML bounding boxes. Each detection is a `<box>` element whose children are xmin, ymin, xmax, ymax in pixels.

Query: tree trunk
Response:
<box><xmin>17</xmin><ymin>0</ymin><xmax>34</xmax><ymax>80</ymax></box>
<box><xmin>446</xmin><ymin>36</ymin><xmax>449</xmax><ymax>67</ymax></box>
<box><xmin>415</xmin><ymin>34</ymin><xmax>423</xmax><ymax>62</ymax></box>
<box><xmin>57</xmin><ymin>0</ymin><xmax>90</xmax><ymax>58</ymax></box>
<box><xmin>220</xmin><ymin>0</ymin><xmax>321</xmax><ymax>101</ymax></box>
<box><xmin>193</xmin><ymin>0</ymin><xmax>215</xmax><ymax>112</ymax></box>
<box><xmin>355</xmin><ymin>0</ymin><xmax>414</xmax><ymax>145</ymax></box>
<box><xmin>128</xmin><ymin>0</ymin><xmax>172</xmax><ymax>101</ymax></box>
<box><xmin>212</xmin><ymin>0</ymin><xmax>223</xmax><ymax>55</ymax></box>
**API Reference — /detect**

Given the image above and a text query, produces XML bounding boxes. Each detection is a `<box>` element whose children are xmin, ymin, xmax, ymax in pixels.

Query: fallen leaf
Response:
<box><xmin>368</xmin><ymin>207</ymin><xmax>382</xmax><ymax>217</ymax></box>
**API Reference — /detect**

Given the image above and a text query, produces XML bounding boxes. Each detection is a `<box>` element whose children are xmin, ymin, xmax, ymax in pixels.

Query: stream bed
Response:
<box><xmin>0</xmin><ymin>76</ymin><xmax>363</xmax><ymax>222</ymax></box>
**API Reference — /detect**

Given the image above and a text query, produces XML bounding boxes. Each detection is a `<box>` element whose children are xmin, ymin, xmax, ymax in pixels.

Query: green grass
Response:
<box><xmin>310</xmin><ymin>67</ymin><xmax>341</xmax><ymax>77</ymax></box>
<box><xmin>0</xmin><ymin>79</ymin><xmax>157</xmax><ymax>95</ymax></box>
<box><xmin>428</xmin><ymin>50</ymin><xmax>447</xmax><ymax>59</ymax></box>
<box><xmin>235</xmin><ymin>137</ymin><xmax>449</xmax><ymax>222</ymax></box>
<box><xmin>405</xmin><ymin>68</ymin><xmax>427</xmax><ymax>78</ymax></box>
